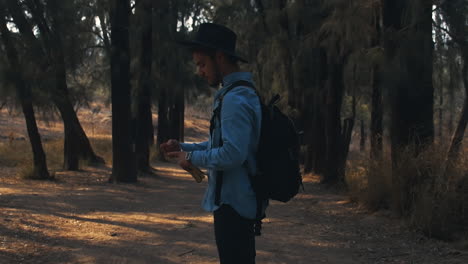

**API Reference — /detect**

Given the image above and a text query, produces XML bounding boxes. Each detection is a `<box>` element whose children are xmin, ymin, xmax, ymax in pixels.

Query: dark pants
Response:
<box><xmin>214</xmin><ymin>204</ymin><xmax>256</xmax><ymax>264</ymax></box>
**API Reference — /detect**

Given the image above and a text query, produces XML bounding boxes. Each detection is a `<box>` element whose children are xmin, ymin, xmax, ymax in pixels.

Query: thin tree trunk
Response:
<box><xmin>341</xmin><ymin>118</ymin><xmax>354</xmax><ymax>163</ymax></box>
<box><xmin>110</xmin><ymin>0</ymin><xmax>137</xmax><ymax>182</ymax></box>
<box><xmin>439</xmin><ymin>81</ymin><xmax>444</xmax><ymax>142</ymax></box>
<box><xmin>448</xmin><ymin>63</ymin><xmax>455</xmax><ymax>136</ymax></box>
<box><xmin>97</xmin><ymin>5</ymin><xmax>112</xmax><ymax>57</ymax></box>
<box><xmin>309</xmin><ymin>48</ymin><xmax>328</xmax><ymax>175</ymax></box>
<box><xmin>303</xmin><ymin>89</ymin><xmax>316</xmax><ymax>173</ymax></box>
<box><xmin>435</xmin><ymin>10</ymin><xmax>445</xmax><ymax>143</ymax></box>
<box><xmin>135</xmin><ymin>0</ymin><xmax>154</xmax><ymax>174</ymax></box>
<box><xmin>360</xmin><ymin>120</ymin><xmax>366</xmax><ymax>152</ymax></box>
<box><xmin>176</xmin><ymin>87</ymin><xmax>185</xmax><ymax>142</ymax></box>
<box><xmin>370</xmin><ymin>66</ymin><xmax>383</xmax><ymax>160</ymax></box>
<box><xmin>323</xmin><ymin>60</ymin><xmax>345</xmax><ymax>184</ymax></box>
<box><xmin>168</xmin><ymin>90</ymin><xmax>183</xmax><ymax>143</ymax></box>
<box><xmin>156</xmin><ymin>87</ymin><xmax>170</xmax><ymax>161</ymax></box>
<box><xmin>0</xmin><ymin>11</ymin><xmax>50</xmax><ymax>180</ymax></box>
<box><xmin>370</xmin><ymin>1</ymin><xmax>384</xmax><ymax>161</ymax></box>
<box><xmin>447</xmin><ymin>59</ymin><xmax>468</xmax><ymax>161</ymax></box>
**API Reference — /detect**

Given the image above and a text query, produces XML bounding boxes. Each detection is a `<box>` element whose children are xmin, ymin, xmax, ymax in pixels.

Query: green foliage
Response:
<box><xmin>319</xmin><ymin>0</ymin><xmax>378</xmax><ymax>60</ymax></box>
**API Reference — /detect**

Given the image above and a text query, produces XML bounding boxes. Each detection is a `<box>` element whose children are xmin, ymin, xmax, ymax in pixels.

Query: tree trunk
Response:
<box><xmin>341</xmin><ymin>117</ymin><xmax>355</xmax><ymax>164</ymax></box>
<box><xmin>383</xmin><ymin>0</ymin><xmax>434</xmax><ymax>214</ymax></box>
<box><xmin>384</xmin><ymin>0</ymin><xmax>434</xmax><ymax>157</ymax></box>
<box><xmin>447</xmin><ymin>57</ymin><xmax>468</xmax><ymax>162</ymax></box>
<box><xmin>303</xmin><ymin>89</ymin><xmax>316</xmax><ymax>173</ymax></box>
<box><xmin>370</xmin><ymin>66</ymin><xmax>383</xmax><ymax>160</ymax></box>
<box><xmin>156</xmin><ymin>87</ymin><xmax>170</xmax><ymax>161</ymax></box>
<box><xmin>301</xmin><ymin>46</ymin><xmax>327</xmax><ymax>175</ymax></box>
<box><xmin>167</xmin><ymin>85</ymin><xmax>185</xmax><ymax>143</ymax></box>
<box><xmin>438</xmin><ymin>82</ymin><xmax>444</xmax><ymax>142</ymax></box>
<box><xmin>305</xmin><ymin>89</ymin><xmax>327</xmax><ymax>175</ymax></box>
<box><xmin>110</xmin><ymin>0</ymin><xmax>137</xmax><ymax>183</ymax></box>
<box><xmin>50</xmin><ymin>0</ymin><xmax>104</xmax><ymax>170</ymax></box>
<box><xmin>135</xmin><ymin>0</ymin><xmax>154</xmax><ymax>174</ymax></box>
<box><xmin>341</xmin><ymin>90</ymin><xmax>356</xmax><ymax>173</ymax></box>
<box><xmin>448</xmin><ymin>64</ymin><xmax>455</xmax><ymax>136</ymax></box>
<box><xmin>303</xmin><ymin>88</ymin><xmax>316</xmax><ymax>173</ymax></box>
<box><xmin>175</xmin><ymin>87</ymin><xmax>185</xmax><ymax>142</ymax></box>
<box><xmin>323</xmin><ymin>60</ymin><xmax>345</xmax><ymax>184</ymax></box>
<box><xmin>154</xmin><ymin>0</ymin><xmax>185</xmax><ymax>160</ymax></box>
<box><xmin>370</xmin><ymin>0</ymin><xmax>384</xmax><ymax>161</ymax></box>
<box><xmin>360</xmin><ymin>120</ymin><xmax>366</xmax><ymax>152</ymax></box>
<box><xmin>440</xmin><ymin>0</ymin><xmax>468</xmax><ymax>163</ymax></box>
<box><xmin>0</xmin><ymin>11</ymin><xmax>50</xmax><ymax>179</ymax></box>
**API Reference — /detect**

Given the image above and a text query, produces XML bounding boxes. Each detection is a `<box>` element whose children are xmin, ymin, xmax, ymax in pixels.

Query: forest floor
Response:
<box><xmin>1</xmin><ymin>105</ymin><xmax>468</xmax><ymax>264</ymax></box>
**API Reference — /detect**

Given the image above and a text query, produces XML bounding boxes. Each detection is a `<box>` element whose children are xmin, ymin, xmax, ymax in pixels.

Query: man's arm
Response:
<box><xmin>189</xmin><ymin>90</ymin><xmax>256</xmax><ymax>170</ymax></box>
<box><xmin>180</xmin><ymin>141</ymin><xmax>209</xmax><ymax>152</ymax></box>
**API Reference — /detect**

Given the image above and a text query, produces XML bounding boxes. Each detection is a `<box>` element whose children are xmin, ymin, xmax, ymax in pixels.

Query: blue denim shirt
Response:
<box><xmin>180</xmin><ymin>72</ymin><xmax>262</xmax><ymax>219</ymax></box>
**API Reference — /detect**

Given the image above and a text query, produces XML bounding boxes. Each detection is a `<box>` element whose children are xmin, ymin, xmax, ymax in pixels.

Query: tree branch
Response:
<box><xmin>81</xmin><ymin>45</ymin><xmax>105</xmax><ymax>51</ymax></box>
<box><xmin>130</xmin><ymin>0</ymin><xmax>141</xmax><ymax>13</ymax></box>
<box><xmin>432</xmin><ymin>0</ymin><xmax>449</xmax><ymax>12</ymax></box>
<box><xmin>432</xmin><ymin>20</ymin><xmax>463</xmax><ymax>44</ymax></box>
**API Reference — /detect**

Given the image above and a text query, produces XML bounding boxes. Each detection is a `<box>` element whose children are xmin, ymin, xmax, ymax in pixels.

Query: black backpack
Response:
<box><xmin>211</xmin><ymin>80</ymin><xmax>303</xmax><ymax>234</ymax></box>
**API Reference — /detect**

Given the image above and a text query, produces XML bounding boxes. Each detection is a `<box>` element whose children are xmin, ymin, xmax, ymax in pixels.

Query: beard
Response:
<box><xmin>208</xmin><ymin>60</ymin><xmax>223</xmax><ymax>87</ymax></box>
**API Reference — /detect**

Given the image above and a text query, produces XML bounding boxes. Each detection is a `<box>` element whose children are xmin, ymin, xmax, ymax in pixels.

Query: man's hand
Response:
<box><xmin>167</xmin><ymin>151</ymin><xmax>192</xmax><ymax>171</ymax></box>
<box><xmin>160</xmin><ymin>139</ymin><xmax>181</xmax><ymax>156</ymax></box>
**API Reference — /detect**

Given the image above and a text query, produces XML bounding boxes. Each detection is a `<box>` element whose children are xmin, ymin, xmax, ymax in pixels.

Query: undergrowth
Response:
<box><xmin>346</xmin><ymin>143</ymin><xmax>468</xmax><ymax>242</ymax></box>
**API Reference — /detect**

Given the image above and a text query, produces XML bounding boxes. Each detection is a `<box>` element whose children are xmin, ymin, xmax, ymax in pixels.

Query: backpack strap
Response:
<box><xmin>212</xmin><ymin>80</ymin><xmax>256</xmax><ymax>206</ymax></box>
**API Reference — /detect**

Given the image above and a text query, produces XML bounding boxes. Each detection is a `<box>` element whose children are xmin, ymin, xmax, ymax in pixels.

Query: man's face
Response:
<box><xmin>193</xmin><ymin>51</ymin><xmax>221</xmax><ymax>87</ymax></box>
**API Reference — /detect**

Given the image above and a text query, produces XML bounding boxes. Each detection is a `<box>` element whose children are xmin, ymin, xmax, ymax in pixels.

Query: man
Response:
<box><xmin>161</xmin><ymin>23</ymin><xmax>263</xmax><ymax>264</ymax></box>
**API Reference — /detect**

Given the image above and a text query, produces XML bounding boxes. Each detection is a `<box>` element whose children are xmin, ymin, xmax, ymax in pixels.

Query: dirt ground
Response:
<box><xmin>1</xmin><ymin>107</ymin><xmax>468</xmax><ymax>264</ymax></box>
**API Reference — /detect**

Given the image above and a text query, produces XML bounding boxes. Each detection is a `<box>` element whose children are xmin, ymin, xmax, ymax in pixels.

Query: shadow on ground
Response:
<box><xmin>1</xmin><ymin>162</ymin><xmax>467</xmax><ymax>264</ymax></box>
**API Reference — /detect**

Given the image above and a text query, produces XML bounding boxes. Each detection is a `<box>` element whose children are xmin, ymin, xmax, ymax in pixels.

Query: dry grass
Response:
<box><xmin>0</xmin><ymin>101</ymin><xmax>209</xmax><ymax>172</ymax></box>
<box><xmin>0</xmin><ymin>137</ymin><xmax>114</xmax><ymax>171</ymax></box>
<box><xmin>89</xmin><ymin>136</ymin><xmax>113</xmax><ymax>165</ymax></box>
<box><xmin>0</xmin><ymin>141</ymin><xmax>31</xmax><ymax>167</ymax></box>
<box><xmin>16</xmin><ymin>164</ymin><xmax>36</xmax><ymax>179</ymax></box>
<box><xmin>346</xmin><ymin>143</ymin><xmax>468</xmax><ymax>241</ymax></box>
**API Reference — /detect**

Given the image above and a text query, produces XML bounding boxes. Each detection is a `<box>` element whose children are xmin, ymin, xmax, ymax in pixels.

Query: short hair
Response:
<box><xmin>191</xmin><ymin>46</ymin><xmax>239</xmax><ymax>65</ymax></box>
<box><xmin>191</xmin><ymin>46</ymin><xmax>216</xmax><ymax>59</ymax></box>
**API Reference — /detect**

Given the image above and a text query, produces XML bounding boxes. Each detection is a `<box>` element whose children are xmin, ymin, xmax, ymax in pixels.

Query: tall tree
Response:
<box><xmin>7</xmin><ymin>0</ymin><xmax>104</xmax><ymax>170</ymax></box>
<box><xmin>441</xmin><ymin>0</ymin><xmax>468</xmax><ymax>162</ymax></box>
<box><xmin>370</xmin><ymin>1</ymin><xmax>384</xmax><ymax>160</ymax></box>
<box><xmin>383</xmin><ymin>0</ymin><xmax>435</xmax><ymax>213</ymax></box>
<box><xmin>134</xmin><ymin>0</ymin><xmax>154</xmax><ymax>174</ymax></box>
<box><xmin>154</xmin><ymin>0</ymin><xmax>188</xmax><ymax>160</ymax></box>
<box><xmin>318</xmin><ymin>0</ymin><xmax>375</xmax><ymax>184</ymax></box>
<box><xmin>110</xmin><ymin>0</ymin><xmax>136</xmax><ymax>182</ymax></box>
<box><xmin>383</xmin><ymin>0</ymin><xmax>435</xmax><ymax>157</ymax></box>
<box><xmin>0</xmin><ymin>2</ymin><xmax>50</xmax><ymax>179</ymax></box>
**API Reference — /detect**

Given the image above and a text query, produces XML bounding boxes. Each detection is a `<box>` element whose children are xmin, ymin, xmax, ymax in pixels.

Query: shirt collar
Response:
<box><xmin>215</xmin><ymin>72</ymin><xmax>253</xmax><ymax>100</ymax></box>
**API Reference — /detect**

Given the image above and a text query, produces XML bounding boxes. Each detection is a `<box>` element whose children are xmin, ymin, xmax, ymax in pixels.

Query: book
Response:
<box><xmin>185</xmin><ymin>163</ymin><xmax>206</xmax><ymax>183</ymax></box>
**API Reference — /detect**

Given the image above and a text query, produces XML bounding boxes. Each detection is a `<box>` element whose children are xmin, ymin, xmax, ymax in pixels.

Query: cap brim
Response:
<box><xmin>176</xmin><ymin>40</ymin><xmax>248</xmax><ymax>63</ymax></box>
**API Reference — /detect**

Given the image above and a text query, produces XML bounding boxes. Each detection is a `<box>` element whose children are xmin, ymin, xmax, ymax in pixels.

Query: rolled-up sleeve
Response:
<box><xmin>190</xmin><ymin>90</ymin><xmax>254</xmax><ymax>170</ymax></box>
<box><xmin>180</xmin><ymin>141</ymin><xmax>209</xmax><ymax>152</ymax></box>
